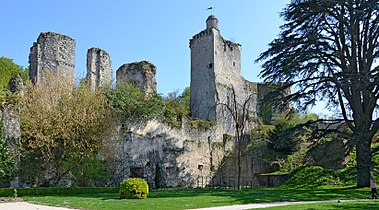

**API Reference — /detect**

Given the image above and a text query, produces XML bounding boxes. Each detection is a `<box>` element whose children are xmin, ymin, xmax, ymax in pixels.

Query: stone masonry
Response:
<box><xmin>86</xmin><ymin>48</ymin><xmax>112</xmax><ymax>90</ymax></box>
<box><xmin>1</xmin><ymin>75</ymin><xmax>24</xmax><ymax>188</ymax></box>
<box><xmin>16</xmin><ymin>16</ymin><xmax>287</xmax><ymax>188</ymax></box>
<box><xmin>106</xmin><ymin>16</ymin><xmax>274</xmax><ymax>188</ymax></box>
<box><xmin>29</xmin><ymin>32</ymin><xmax>76</xmax><ymax>84</ymax></box>
<box><xmin>116</xmin><ymin>61</ymin><xmax>157</xmax><ymax>95</ymax></box>
<box><xmin>190</xmin><ymin>15</ymin><xmax>258</xmax><ymax>134</ymax></box>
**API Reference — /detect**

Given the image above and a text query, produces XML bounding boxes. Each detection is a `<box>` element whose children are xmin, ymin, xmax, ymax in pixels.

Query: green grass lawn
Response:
<box><xmin>255</xmin><ymin>200</ymin><xmax>379</xmax><ymax>210</ymax></box>
<box><xmin>21</xmin><ymin>187</ymin><xmax>374</xmax><ymax>210</ymax></box>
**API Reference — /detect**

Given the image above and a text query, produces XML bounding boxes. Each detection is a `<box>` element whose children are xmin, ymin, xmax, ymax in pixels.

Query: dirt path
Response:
<box><xmin>193</xmin><ymin>199</ymin><xmax>374</xmax><ymax>210</ymax></box>
<box><xmin>0</xmin><ymin>202</ymin><xmax>78</xmax><ymax>210</ymax></box>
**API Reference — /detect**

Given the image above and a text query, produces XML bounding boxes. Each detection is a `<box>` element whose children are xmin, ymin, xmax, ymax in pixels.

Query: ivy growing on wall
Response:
<box><xmin>0</xmin><ymin>120</ymin><xmax>16</xmax><ymax>187</ymax></box>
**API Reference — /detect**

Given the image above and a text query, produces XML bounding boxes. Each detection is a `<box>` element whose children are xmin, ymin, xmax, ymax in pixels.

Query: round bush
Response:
<box><xmin>119</xmin><ymin>178</ymin><xmax>149</xmax><ymax>199</ymax></box>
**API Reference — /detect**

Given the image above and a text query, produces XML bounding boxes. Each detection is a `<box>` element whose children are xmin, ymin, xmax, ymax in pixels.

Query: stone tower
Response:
<box><xmin>29</xmin><ymin>32</ymin><xmax>76</xmax><ymax>84</ymax></box>
<box><xmin>116</xmin><ymin>61</ymin><xmax>157</xmax><ymax>95</ymax></box>
<box><xmin>190</xmin><ymin>15</ymin><xmax>257</xmax><ymax>129</ymax></box>
<box><xmin>86</xmin><ymin>48</ymin><xmax>112</xmax><ymax>90</ymax></box>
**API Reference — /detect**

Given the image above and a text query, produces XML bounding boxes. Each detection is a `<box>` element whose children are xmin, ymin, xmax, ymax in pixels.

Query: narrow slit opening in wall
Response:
<box><xmin>233</xmin><ymin>62</ymin><xmax>236</xmax><ymax>67</ymax></box>
<box><xmin>209</xmin><ymin>63</ymin><xmax>213</xmax><ymax>69</ymax></box>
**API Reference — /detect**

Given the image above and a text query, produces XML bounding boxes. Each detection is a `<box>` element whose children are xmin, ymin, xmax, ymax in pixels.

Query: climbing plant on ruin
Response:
<box><xmin>0</xmin><ymin>121</ymin><xmax>16</xmax><ymax>187</ymax></box>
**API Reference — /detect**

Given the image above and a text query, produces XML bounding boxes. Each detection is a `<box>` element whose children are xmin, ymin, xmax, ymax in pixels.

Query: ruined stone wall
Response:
<box><xmin>104</xmin><ymin>119</ymin><xmax>236</xmax><ymax>188</ymax></box>
<box><xmin>214</xmin><ymin>31</ymin><xmax>258</xmax><ymax>133</ymax></box>
<box><xmin>116</xmin><ymin>61</ymin><xmax>157</xmax><ymax>95</ymax></box>
<box><xmin>1</xmin><ymin>75</ymin><xmax>24</xmax><ymax>188</ymax></box>
<box><xmin>29</xmin><ymin>32</ymin><xmax>75</xmax><ymax>84</ymax></box>
<box><xmin>86</xmin><ymin>48</ymin><xmax>112</xmax><ymax>90</ymax></box>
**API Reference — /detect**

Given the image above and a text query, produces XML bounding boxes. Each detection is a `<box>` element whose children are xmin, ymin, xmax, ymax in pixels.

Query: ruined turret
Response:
<box><xmin>29</xmin><ymin>32</ymin><xmax>76</xmax><ymax>84</ymax></box>
<box><xmin>86</xmin><ymin>48</ymin><xmax>112</xmax><ymax>90</ymax></box>
<box><xmin>116</xmin><ymin>61</ymin><xmax>157</xmax><ymax>95</ymax></box>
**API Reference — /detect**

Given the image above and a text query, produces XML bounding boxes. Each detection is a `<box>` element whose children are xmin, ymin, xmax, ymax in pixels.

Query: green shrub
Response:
<box><xmin>281</xmin><ymin>166</ymin><xmax>342</xmax><ymax>188</ymax></box>
<box><xmin>119</xmin><ymin>178</ymin><xmax>149</xmax><ymax>199</ymax></box>
<box><xmin>104</xmin><ymin>83</ymin><xmax>163</xmax><ymax>122</ymax></box>
<box><xmin>163</xmin><ymin>88</ymin><xmax>190</xmax><ymax>128</ymax></box>
<box><xmin>0</xmin><ymin>188</ymin><xmax>15</xmax><ymax>197</ymax></box>
<box><xmin>276</xmin><ymin>149</ymin><xmax>307</xmax><ymax>174</ymax></box>
<box><xmin>190</xmin><ymin>119</ymin><xmax>215</xmax><ymax>130</ymax></box>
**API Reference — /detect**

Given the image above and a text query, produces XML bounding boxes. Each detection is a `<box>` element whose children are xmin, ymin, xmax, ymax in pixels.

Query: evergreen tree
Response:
<box><xmin>257</xmin><ymin>0</ymin><xmax>379</xmax><ymax>187</ymax></box>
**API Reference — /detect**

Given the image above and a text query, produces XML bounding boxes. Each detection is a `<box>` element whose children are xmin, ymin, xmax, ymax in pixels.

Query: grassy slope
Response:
<box><xmin>22</xmin><ymin>187</ymin><xmax>373</xmax><ymax>210</ymax></box>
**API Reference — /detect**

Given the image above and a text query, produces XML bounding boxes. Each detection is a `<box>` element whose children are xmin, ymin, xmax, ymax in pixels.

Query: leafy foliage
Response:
<box><xmin>0</xmin><ymin>123</ymin><xmax>16</xmax><ymax>187</ymax></box>
<box><xmin>265</xmin><ymin>111</ymin><xmax>316</xmax><ymax>155</ymax></box>
<box><xmin>274</xmin><ymin>149</ymin><xmax>308</xmax><ymax>174</ymax></box>
<box><xmin>69</xmin><ymin>154</ymin><xmax>109</xmax><ymax>187</ymax></box>
<box><xmin>19</xmin><ymin>71</ymin><xmax>114</xmax><ymax>186</ymax></box>
<box><xmin>257</xmin><ymin>0</ymin><xmax>379</xmax><ymax>187</ymax></box>
<box><xmin>162</xmin><ymin>87</ymin><xmax>190</xmax><ymax>128</ymax></box>
<box><xmin>337</xmin><ymin>147</ymin><xmax>357</xmax><ymax>185</ymax></box>
<box><xmin>119</xmin><ymin>178</ymin><xmax>149</xmax><ymax>199</ymax></box>
<box><xmin>267</xmin><ymin>121</ymin><xmax>300</xmax><ymax>155</ymax></box>
<box><xmin>104</xmin><ymin>83</ymin><xmax>163</xmax><ymax>122</ymax></box>
<box><xmin>0</xmin><ymin>57</ymin><xmax>28</xmax><ymax>93</ymax></box>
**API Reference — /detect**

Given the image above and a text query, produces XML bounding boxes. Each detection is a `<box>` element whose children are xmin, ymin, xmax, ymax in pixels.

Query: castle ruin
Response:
<box><xmin>29</xmin><ymin>32</ymin><xmax>76</xmax><ymax>84</ymax></box>
<box><xmin>19</xmin><ymin>16</ymin><xmax>281</xmax><ymax>188</ymax></box>
<box><xmin>190</xmin><ymin>15</ymin><xmax>258</xmax><ymax>134</ymax></box>
<box><xmin>116</xmin><ymin>61</ymin><xmax>157</xmax><ymax>95</ymax></box>
<box><xmin>86</xmin><ymin>48</ymin><xmax>113</xmax><ymax>90</ymax></box>
<box><xmin>106</xmin><ymin>15</ymin><xmax>270</xmax><ymax>187</ymax></box>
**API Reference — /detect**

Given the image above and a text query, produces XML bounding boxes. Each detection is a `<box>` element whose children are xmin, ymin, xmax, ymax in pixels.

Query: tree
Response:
<box><xmin>266</xmin><ymin>111</ymin><xmax>317</xmax><ymax>155</ymax></box>
<box><xmin>256</xmin><ymin>0</ymin><xmax>379</xmax><ymax>187</ymax></box>
<box><xmin>19</xmin><ymin>72</ymin><xmax>114</xmax><ymax>185</ymax></box>
<box><xmin>104</xmin><ymin>83</ymin><xmax>163</xmax><ymax>123</ymax></box>
<box><xmin>0</xmin><ymin>57</ymin><xmax>28</xmax><ymax>93</ymax></box>
<box><xmin>163</xmin><ymin>87</ymin><xmax>190</xmax><ymax>128</ymax></box>
<box><xmin>218</xmin><ymin>85</ymin><xmax>254</xmax><ymax>190</ymax></box>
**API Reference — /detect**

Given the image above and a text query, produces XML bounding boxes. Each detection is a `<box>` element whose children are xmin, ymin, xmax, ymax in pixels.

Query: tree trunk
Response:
<box><xmin>355</xmin><ymin>127</ymin><xmax>372</xmax><ymax>188</ymax></box>
<box><xmin>237</xmin><ymin>135</ymin><xmax>241</xmax><ymax>190</ymax></box>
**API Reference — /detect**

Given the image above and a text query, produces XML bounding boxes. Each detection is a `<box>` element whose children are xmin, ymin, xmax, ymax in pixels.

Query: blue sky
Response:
<box><xmin>0</xmin><ymin>0</ymin><xmax>290</xmax><ymax>95</ymax></box>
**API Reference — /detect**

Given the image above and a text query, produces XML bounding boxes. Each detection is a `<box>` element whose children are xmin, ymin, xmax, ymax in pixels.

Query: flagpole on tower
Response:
<box><xmin>207</xmin><ymin>7</ymin><xmax>213</xmax><ymax>15</ymax></box>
